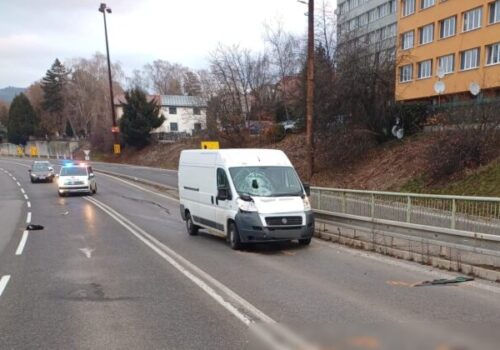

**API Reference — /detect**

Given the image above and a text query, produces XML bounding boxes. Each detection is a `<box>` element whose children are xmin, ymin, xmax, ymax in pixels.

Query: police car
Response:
<box><xmin>57</xmin><ymin>162</ymin><xmax>97</xmax><ymax>197</ymax></box>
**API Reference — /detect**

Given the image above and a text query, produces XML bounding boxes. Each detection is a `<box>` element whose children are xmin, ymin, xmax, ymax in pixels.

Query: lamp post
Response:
<box><xmin>98</xmin><ymin>3</ymin><xmax>120</xmax><ymax>155</ymax></box>
<box><xmin>298</xmin><ymin>0</ymin><xmax>314</xmax><ymax>180</ymax></box>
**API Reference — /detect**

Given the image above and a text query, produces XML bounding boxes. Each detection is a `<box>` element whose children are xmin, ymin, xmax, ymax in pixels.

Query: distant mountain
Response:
<box><xmin>0</xmin><ymin>86</ymin><xmax>26</xmax><ymax>103</ymax></box>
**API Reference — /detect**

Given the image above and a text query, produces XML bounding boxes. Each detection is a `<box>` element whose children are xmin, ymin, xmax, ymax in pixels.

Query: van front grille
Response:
<box><xmin>265</xmin><ymin>216</ymin><xmax>302</xmax><ymax>226</ymax></box>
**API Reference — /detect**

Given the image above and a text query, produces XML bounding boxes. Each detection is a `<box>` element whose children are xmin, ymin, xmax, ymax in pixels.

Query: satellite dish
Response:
<box><xmin>436</xmin><ymin>67</ymin><xmax>445</xmax><ymax>79</ymax></box>
<box><xmin>434</xmin><ymin>81</ymin><xmax>446</xmax><ymax>95</ymax></box>
<box><xmin>469</xmin><ymin>82</ymin><xmax>481</xmax><ymax>96</ymax></box>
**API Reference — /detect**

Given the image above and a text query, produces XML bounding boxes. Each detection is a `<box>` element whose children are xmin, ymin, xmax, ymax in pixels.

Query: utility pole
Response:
<box><xmin>306</xmin><ymin>0</ymin><xmax>315</xmax><ymax>180</ymax></box>
<box><xmin>99</xmin><ymin>3</ymin><xmax>120</xmax><ymax>155</ymax></box>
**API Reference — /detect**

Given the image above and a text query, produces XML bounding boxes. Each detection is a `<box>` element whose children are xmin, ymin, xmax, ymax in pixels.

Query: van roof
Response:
<box><xmin>180</xmin><ymin>149</ymin><xmax>292</xmax><ymax>167</ymax></box>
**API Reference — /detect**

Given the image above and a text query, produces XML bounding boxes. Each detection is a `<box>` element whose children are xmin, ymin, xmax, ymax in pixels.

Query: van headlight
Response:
<box><xmin>58</xmin><ymin>178</ymin><xmax>65</xmax><ymax>186</ymax></box>
<box><xmin>237</xmin><ymin>198</ymin><xmax>258</xmax><ymax>213</ymax></box>
<box><xmin>302</xmin><ymin>196</ymin><xmax>311</xmax><ymax>211</ymax></box>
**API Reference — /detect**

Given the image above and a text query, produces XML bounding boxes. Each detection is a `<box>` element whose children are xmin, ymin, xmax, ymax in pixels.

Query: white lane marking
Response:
<box><xmin>85</xmin><ymin>196</ymin><xmax>311</xmax><ymax>350</ymax></box>
<box><xmin>20</xmin><ymin>188</ymin><xmax>25</xmax><ymax>194</ymax></box>
<box><xmin>27</xmin><ymin>201</ymin><xmax>31</xmax><ymax>208</ymax></box>
<box><xmin>15</xmin><ymin>231</ymin><xmax>29</xmax><ymax>255</ymax></box>
<box><xmin>12</xmin><ymin>176</ymin><xmax>16</xmax><ymax>181</ymax></box>
<box><xmin>98</xmin><ymin>172</ymin><xmax>179</xmax><ymax>203</ymax></box>
<box><xmin>79</xmin><ymin>248</ymin><xmax>94</xmax><ymax>258</ymax></box>
<box><xmin>16</xmin><ymin>181</ymin><xmax>21</xmax><ymax>187</ymax></box>
<box><xmin>0</xmin><ymin>275</ymin><xmax>11</xmax><ymax>297</ymax></box>
<box><xmin>26</xmin><ymin>212</ymin><xmax>31</xmax><ymax>224</ymax></box>
<box><xmin>24</xmin><ymin>194</ymin><xmax>29</xmax><ymax>200</ymax></box>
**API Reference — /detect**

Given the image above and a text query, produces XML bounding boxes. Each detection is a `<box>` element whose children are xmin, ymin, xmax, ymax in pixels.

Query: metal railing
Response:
<box><xmin>310</xmin><ymin>187</ymin><xmax>500</xmax><ymax>236</ymax></box>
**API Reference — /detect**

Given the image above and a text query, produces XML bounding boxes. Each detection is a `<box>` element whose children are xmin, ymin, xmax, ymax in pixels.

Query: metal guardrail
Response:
<box><xmin>310</xmin><ymin>187</ymin><xmax>500</xmax><ymax>237</ymax></box>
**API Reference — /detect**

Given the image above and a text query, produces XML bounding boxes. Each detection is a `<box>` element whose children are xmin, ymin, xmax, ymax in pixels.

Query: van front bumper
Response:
<box><xmin>235</xmin><ymin>211</ymin><xmax>314</xmax><ymax>243</ymax></box>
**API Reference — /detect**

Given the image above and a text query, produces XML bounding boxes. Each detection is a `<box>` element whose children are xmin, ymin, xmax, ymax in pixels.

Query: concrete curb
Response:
<box><xmin>314</xmin><ymin>226</ymin><xmax>500</xmax><ymax>283</ymax></box>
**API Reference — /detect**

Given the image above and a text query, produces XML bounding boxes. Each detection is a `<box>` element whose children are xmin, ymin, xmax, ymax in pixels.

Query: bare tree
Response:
<box><xmin>264</xmin><ymin>18</ymin><xmax>303</xmax><ymax>121</ymax></box>
<box><xmin>315</xmin><ymin>0</ymin><xmax>336</xmax><ymax>63</ymax></box>
<box><xmin>143</xmin><ymin>60</ymin><xmax>186</xmax><ymax>95</ymax></box>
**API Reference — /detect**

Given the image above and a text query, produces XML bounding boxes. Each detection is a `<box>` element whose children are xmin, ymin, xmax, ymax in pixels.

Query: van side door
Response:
<box><xmin>215</xmin><ymin>168</ymin><xmax>232</xmax><ymax>234</ymax></box>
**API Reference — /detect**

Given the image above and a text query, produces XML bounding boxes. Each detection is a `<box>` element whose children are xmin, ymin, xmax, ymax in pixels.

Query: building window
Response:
<box><xmin>418</xmin><ymin>60</ymin><xmax>432</xmax><ymax>79</ymax></box>
<box><xmin>390</xmin><ymin>0</ymin><xmax>397</xmax><ymax>13</ymax></box>
<box><xmin>349</xmin><ymin>18</ymin><xmax>357</xmax><ymax>30</ymax></box>
<box><xmin>193</xmin><ymin>107</ymin><xmax>201</xmax><ymax>115</ymax></box>
<box><xmin>402</xmin><ymin>0</ymin><xmax>415</xmax><ymax>17</ymax></box>
<box><xmin>486</xmin><ymin>42</ymin><xmax>500</xmax><ymax>65</ymax></box>
<box><xmin>169</xmin><ymin>107</ymin><xmax>177</xmax><ymax>114</ymax></box>
<box><xmin>463</xmin><ymin>7</ymin><xmax>482</xmax><ymax>32</ymax></box>
<box><xmin>401</xmin><ymin>31</ymin><xmax>414</xmax><ymax>50</ymax></box>
<box><xmin>399</xmin><ymin>64</ymin><xmax>413</xmax><ymax>82</ymax></box>
<box><xmin>379</xmin><ymin>3</ymin><xmax>390</xmax><ymax>17</ymax></box>
<box><xmin>421</xmin><ymin>0</ymin><xmax>435</xmax><ymax>9</ymax></box>
<box><xmin>170</xmin><ymin>122</ymin><xmax>178</xmax><ymax>132</ymax></box>
<box><xmin>358</xmin><ymin>13</ymin><xmax>368</xmax><ymax>26</ymax></box>
<box><xmin>460</xmin><ymin>48</ymin><xmax>480</xmax><ymax>70</ymax></box>
<box><xmin>438</xmin><ymin>54</ymin><xmax>455</xmax><ymax>74</ymax></box>
<box><xmin>490</xmin><ymin>0</ymin><xmax>500</xmax><ymax>24</ymax></box>
<box><xmin>440</xmin><ymin>16</ymin><xmax>456</xmax><ymax>38</ymax></box>
<box><xmin>369</xmin><ymin>8</ymin><xmax>379</xmax><ymax>22</ymax></box>
<box><xmin>388</xmin><ymin>23</ymin><xmax>397</xmax><ymax>38</ymax></box>
<box><xmin>193</xmin><ymin>123</ymin><xmax>202</xmax><ymax>132</ymax></box>
<box><xmin>419</xmin><ymin>24</ymin><xmax>434</xmax><ymax>45</ymax></box>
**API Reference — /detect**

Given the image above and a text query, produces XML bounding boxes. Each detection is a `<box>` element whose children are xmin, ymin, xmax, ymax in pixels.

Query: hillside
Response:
<box><xmin>96</xmin><ymin>133</ymin><xmax>500</xmax><ymax>197</ymax></box>
<box><xmin>0</xmin><ymin>86</ymin><xmax>26</xmax><ymax>103</ymax></box>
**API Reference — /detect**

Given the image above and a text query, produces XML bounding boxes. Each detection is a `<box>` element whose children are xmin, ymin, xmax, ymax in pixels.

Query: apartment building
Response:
<box><xmin>337</xmin><ymin>0</ymin><xmax>398</xmax><ymax>52</ymax></box>
<box><xmin>396</xmin><ymin>0</ymin><xmax>500</xmax><ymax>102</ymax></box>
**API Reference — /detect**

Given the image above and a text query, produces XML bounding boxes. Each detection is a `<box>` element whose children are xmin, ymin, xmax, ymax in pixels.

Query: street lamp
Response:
<box><xmin>98</xmin><ymin>3</ymin><xmax>120</xmax><ymax>155</ymax></box>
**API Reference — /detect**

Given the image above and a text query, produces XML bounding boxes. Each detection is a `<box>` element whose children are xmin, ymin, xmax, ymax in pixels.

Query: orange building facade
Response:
<box><xmin>395</xmin><ymin>0</ymin><xmax>500</xmax><ymax>102</ymax></box>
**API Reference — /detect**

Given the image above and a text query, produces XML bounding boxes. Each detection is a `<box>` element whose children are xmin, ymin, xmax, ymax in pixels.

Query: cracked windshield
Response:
<box><xmin>0</xmin><ymin>0</ymin><xmax>499</xmax><ymax>349</ymax></box>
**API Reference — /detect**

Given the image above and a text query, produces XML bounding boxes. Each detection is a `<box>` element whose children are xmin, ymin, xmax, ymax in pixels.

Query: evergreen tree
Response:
<box><xmin>120</xmin><ymin>88</ymin><xmax>165</xmax><ymax>148</ymax></box>
<box><xmin>65</xmin><ymin>119</ymin><xmax>74</xmax><ymax>137</ymax></box>
<box><xmin>7</xmin><ymin>93</ymin><xmax>39</xmax><ymax>145</ymax></box>
<box><xmin>41</xmin><ymin>58</ymin><xmax>69</xmax><ymax>134</ymax></box>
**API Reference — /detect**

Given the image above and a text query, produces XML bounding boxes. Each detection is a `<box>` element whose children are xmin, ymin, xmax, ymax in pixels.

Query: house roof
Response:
<box><xmin>161</xmin><ymin>95</ymin><xmax>207</xmax><ymax>108</ymax></box>
<box><xmin>114</xmin><ymin>94</ymin><xmax>207</xmax><ymax>108</ymax></box>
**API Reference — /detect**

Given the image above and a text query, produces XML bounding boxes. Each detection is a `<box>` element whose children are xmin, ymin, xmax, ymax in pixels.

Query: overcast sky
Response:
<box><xmin>0</xmin><ymin>0</ymin><xmax>335</xmax><ymax>88</ymax></box>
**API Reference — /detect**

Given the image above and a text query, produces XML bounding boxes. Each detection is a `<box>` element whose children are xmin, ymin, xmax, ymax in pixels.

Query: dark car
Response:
<box><xmin>29</xmin><ymin>161</ymin><xmax>55</xmax><ymax>183</ymax></box>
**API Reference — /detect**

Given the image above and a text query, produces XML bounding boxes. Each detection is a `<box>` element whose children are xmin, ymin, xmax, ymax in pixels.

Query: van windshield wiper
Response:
<box><xmin>273</xmin><ymin>192</ymin><xmax>302</xmax><ymax>197</ymax></box>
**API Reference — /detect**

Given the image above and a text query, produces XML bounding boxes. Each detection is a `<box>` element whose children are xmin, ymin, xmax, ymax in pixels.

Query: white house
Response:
<box><xmin>115</xmin><ymin>94</ymin><xmax>207</xmax><ymax>141</ymax></box>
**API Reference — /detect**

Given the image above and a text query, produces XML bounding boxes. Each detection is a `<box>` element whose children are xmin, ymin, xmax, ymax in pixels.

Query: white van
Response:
<box><xmin>178</xmin><ymin>149</ymin><xmax>314</xmax><ymax>250</ymax></box>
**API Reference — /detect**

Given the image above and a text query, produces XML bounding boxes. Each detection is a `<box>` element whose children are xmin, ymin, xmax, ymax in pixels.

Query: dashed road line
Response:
<box><xmin>0</xmin><ymin>275</ymin><xmax>11</xmax><ymax>297</ymax></box>
<box><xmin>24</xmin><ymin>194</ymin><xmax>29</xmax><ymax>200</ymax></box>
<box><xmin>12</xmin><ymin>176</ymin><xmax>17</xmax><ymax>181</ymax></box>
<box><xmin>20</xmin><ymin>188</ymin><xmax>25</xmax><ymax>194</ymax></box>
<box><xmin>15</xmin><ymin>231</ymin><xmax>29</xmax><ymax>256</ymax></box>
<box><xmin>26</xmin><ymin>212</ymin><xmax>31</xmax><ymax>224</ymax></box>
<box><xmin>16</xmin><ymin>181</ymin><xmax>21</xmax><ymax>187</ymax></box>
<box><xmin>27</xmin><ymin>201</ymin><xmax>31</xmax><ymax>208</ymax></box>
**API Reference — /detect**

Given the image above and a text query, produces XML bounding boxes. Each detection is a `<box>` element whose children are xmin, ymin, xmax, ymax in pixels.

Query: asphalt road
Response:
<box><xmin>1</xmin><ymin>157</ymin><xmax>500</xmax><ymax>350</ymax></box>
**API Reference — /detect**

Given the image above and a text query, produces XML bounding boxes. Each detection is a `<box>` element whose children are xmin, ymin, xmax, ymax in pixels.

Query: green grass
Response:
<box><xmin>399</xmin><ymin>160</ymin><xmax>500</xmax><ymax>197</ymax></box>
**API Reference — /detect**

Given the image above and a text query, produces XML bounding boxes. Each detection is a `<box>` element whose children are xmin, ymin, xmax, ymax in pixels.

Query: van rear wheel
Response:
<box><xmin>186</xmin><ymin>213</ymin><xmax>199</xmax><ymax>236</ymax></box>
<box><xmin>228</xmin><ymin>222</ymin><xmax>242</xmax><ymax>250</ymax></box>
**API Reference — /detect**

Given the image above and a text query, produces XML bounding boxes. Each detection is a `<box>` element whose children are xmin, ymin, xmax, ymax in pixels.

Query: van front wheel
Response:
<box><xmin>228</xmin><ymin>222</ymin><xmax>242</xmax><ymax>250</ymax></box>
<box><xmin>186</xmin><ymin>213</ymin><xmax>199</xmax><ymax>236</ymax></box>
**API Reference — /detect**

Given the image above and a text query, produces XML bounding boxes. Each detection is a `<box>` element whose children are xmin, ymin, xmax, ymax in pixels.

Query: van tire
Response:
<box><xmin>228</xmin><ymin>222</ymin><xmax>242</xmax><ymax>250</ymax></box>
<box><xmin>186</xmin><ymin>213</ymin><xmax>199</xmax><ymax>236</ymax></box>
<box><xmin>298</xmin><ymin>238</ymin><xmax>311</xmax><ymax>246</ymax></box>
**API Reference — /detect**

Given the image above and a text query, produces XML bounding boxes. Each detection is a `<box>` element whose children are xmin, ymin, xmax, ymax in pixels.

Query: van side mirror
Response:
<box><xmin>89</xmin><ymin>173</ymin><xmax>95</xmax><ymax>179</ymax></box>
<box><xmin>28</xmin><ymin>169</ymin><xmax>32</xmax><ymax>173</ymax></box>
<box><xmin>55</xmin><ymin>174</ymin><xmax>59</xmax><ymax>178</ymax></box>
<box><xmin>217</xmin><ymin>188</ymin><xmax>230</xmax><ymax>201</ymax></box>
<box><xmin>303</xmin><ymin>183</ymin><xmax>311</xmax><ymax>197</ymax></box>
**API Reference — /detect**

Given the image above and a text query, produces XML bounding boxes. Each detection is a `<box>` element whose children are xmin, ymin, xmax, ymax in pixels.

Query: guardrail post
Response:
<box><xmin>406</xmin><ymin>196</ymin><xmax>412</xmax><ymax>223</ymax></box>
<box><xmin>318</xmin><ymin>190</ymin><xmax>322</xmax><ymax>210</ymax></box>
<box><xmin>451</xmin><ymin>199</ymin><xmax>456</xmax><ymax>229</ymax></box>
<box><xmin>371</xmin><ymin>194</ymin><xmax>375</xmax><ymax>219</ymax></box>
<box><xmin>342</xmin><ymin>192</ymin><xmax>346</xmax><ymax>213</ymax></box>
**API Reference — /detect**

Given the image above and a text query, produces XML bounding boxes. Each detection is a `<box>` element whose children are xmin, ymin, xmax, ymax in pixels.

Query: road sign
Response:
<box><xmin>201</xmin><ymin>141</ymin><xmax>220</xmax><ymax>149</ymax></box>
<box><xmin>16</xmin><ymin>146</ymin><xmax>24</xmax><ymax>156</ymax></box>
<box><xmin>111</xmin><ymin>126</ymin><xmax>120</xmax><ymax>133</ymax></box>
<box><xmin>30</xmin><ymin>146</ymin><xmax>38</xmax><ymax>157</ymax></box>
<box><xmin>113</xmin><ymin>144</ymin><xmax>121</xmax><ymax>155</ymax></box>
<box><xmin>84</xmin><ymin>149</ymin><xmax>90</xmax><ymax>161</ymax></box>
